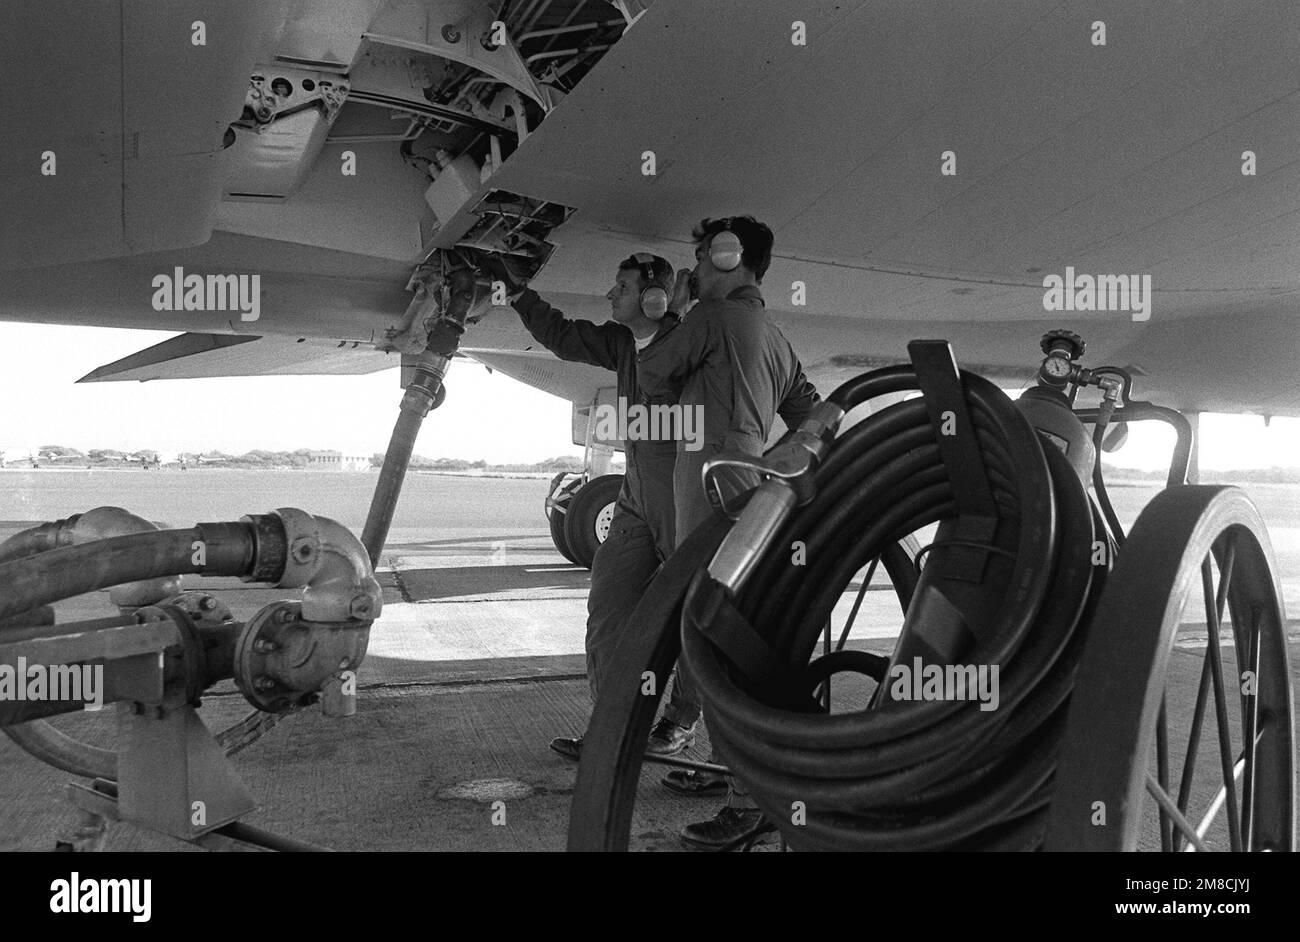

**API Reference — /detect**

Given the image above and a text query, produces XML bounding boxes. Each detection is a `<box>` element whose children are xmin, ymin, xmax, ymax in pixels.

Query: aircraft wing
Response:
<box><xmin>76</xmin><ymin>332</ymin><xmax>397</xmax><ymax>382</ymax></box>
<box><xmin>460</xmin><ymin>348</ymin><xmax>613</xmax><ymax>406</ymax></box>
<box><xmin>2</xmin><ymin>0</ymin><xmax>1296</xmax><ymax>417</ymax></box>
<box><xmin>74</xmin><ymin>327</ymin><xmax>618</xmax><ymax>413</ymax></box>
<box><xmin>489</xmin><ymin>0</ymin><xmax>1300</xmax><ymax>415</ymax></box>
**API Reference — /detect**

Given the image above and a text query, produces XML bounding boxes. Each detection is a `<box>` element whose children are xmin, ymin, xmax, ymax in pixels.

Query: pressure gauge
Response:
<box><xmin>1041</xmin><ymin>355</ymin><xmax>1073</xmax><ymax>384</ymax></box>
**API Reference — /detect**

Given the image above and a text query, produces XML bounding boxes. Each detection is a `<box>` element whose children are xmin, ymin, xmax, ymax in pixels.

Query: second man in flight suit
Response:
<box><xmin>637</xmin><ymin>215</ymin><xmax>822</xmax><ymax>849</ymax></box>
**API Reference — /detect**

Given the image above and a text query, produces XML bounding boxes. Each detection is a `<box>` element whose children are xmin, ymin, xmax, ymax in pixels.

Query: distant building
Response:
<box><xmin>307</xmin><ymin>450</ymin><xmax>370</xmax><ymax>472</ymax></box>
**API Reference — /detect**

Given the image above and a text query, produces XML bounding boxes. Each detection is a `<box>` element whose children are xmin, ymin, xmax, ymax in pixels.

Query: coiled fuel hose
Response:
<box><xmin>679</xmin><ymin>365</ymin><xmax>1106</xmax><ymax>850</ymax></box>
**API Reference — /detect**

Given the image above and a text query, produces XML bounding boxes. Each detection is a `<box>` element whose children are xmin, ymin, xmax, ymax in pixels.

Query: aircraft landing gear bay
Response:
<box><xmin>569</xmin><ymin>336</ymin><xmax>1294</xmax><ymax>852</ymax></box>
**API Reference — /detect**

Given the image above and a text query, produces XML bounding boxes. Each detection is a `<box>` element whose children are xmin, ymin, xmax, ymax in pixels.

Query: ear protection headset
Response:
<box><xmin>709</xmin><ymin>219</ymin><xmax>743</xmax><ymax>272</ymax></box>
<box><xmin>630</xmin><ymin>252</ymin><xmax>670</xmax><ymax>320</ymax></box>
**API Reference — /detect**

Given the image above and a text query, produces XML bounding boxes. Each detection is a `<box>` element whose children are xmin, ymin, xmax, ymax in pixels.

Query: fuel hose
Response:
<box><xmin>679</xmin><ymin>366</ymin><xmax>1105</xmax><ymax>850</ymax></box>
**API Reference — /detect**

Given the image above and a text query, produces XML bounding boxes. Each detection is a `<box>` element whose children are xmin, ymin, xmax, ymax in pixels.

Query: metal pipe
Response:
<box><xmin>518</xmin><ymin>18</ymin><xmax>623</xmax><ymax>42</ymax></box>
<box><xmin>538</xmin><ymin>0</ymin><xmax>590</xmax><ymax>53</ymax></box>
<box><xmin>517</xmin><ymin>0</ymin><xmax>551</xmax><ymax>34</ymax></box>
<box><xmin>1073</xmin><ymin>402</ymin><xmax>1194</xmax><ymax>488</ymax></box>
<box><xmin>525</xmin><ymin>45</ymin><xmax>611</xmax><ymax>66</ymax></box>
<box><xmin>488</xmin><ymin>134</ymin><xmax>503</xmax><ymax>175</ymax></box>
<box><xmin>299</xmin><ymin>516</ymin><xmax>382</xmax><ymax>622</ymax></box>
<box><xmin>640</xmin><ymin>754</ymin><xmax>730</xmax><ymax>775</ymax></box>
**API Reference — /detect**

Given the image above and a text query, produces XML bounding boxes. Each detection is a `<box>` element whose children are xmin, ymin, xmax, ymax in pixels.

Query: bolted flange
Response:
<box><xmin>233</xmin><ymin>600</ymin><xmax>369</xmax><ymax>714</ymax></box>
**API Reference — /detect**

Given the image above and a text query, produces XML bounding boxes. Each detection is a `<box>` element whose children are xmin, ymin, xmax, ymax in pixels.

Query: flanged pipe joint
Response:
<box><xmin>234</xmin><ymin>509</ymin><xmax>381</xmax><ymax>717</ymax></box>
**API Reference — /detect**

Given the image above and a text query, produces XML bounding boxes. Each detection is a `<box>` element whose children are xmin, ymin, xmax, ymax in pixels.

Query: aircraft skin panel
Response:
<box><xmin>489</xmin><ymin>0</ymin><xmax>1300</xmax><ymax>323</ymax></box>
<box><xmin>0</xmin><ymin>0</ymin><xmax>283</xmax><ymax>270</ymax></box>
<box><xmin>0</xmin><ymin>231</ymin><xmax>413</xmax><ymax>339</ymax></box>
<box><xmin>213</xmin><ymin>142</ymin><xmax>430</xmax><ymax>262</ymax></box>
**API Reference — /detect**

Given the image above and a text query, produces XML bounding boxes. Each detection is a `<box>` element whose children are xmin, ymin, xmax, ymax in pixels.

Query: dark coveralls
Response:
<box><xmin>636</xmin><ymin>284</ymin><xmax>821</xmax><ymax>779</ymax></box>
<box><xmin>512</xmin><ymin>288</ymin><xmax>696</xmax><ymax>725</ymax></box>
<box><xmin>636</xmin><ymin>284</ymin><xmax>821</xmax><ymax>548</ymax></box>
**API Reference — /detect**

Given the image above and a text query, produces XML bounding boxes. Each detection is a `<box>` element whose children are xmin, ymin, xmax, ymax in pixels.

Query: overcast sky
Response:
<box><xmin>0</xmin><ymin>323</ymin><xmax>571</xmax><ymax>463</ymax></box>
<box><xmin>1</xmin><ymin>322</ymin><xmax>1297</xmax><ymax>472</ymax></box>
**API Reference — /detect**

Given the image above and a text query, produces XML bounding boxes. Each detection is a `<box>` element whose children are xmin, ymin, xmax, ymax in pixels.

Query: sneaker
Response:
<box><xmin>646</xmin><ymin>718</ymin><xmax>696</xmax><ymax>757</ymax></box>
<box><xmin>662</xmin><ymin>768</ymin><xmax>729</xmax><ymax>797</ymax></box>
<box><xmin>549</xmin><ymin>736</ymin><xmax>582</xmax><ymax>761</ymax></box>
<box><xmin>680</xmin><ymin>806</ymin><xmax>774</xmax><ymax>850</ymax></box>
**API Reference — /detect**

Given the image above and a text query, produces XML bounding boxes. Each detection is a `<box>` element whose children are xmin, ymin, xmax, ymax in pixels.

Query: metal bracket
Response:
<box><xmin>381</xmin><ymin>259</ymin><xmax>445</xmax><ymax>354</ymax></box>
<box><xmin>907</xmin><ymin>340</ymin><xmax>1000</xmax><ymax>582</ymax></box>
<box><xmin>363</xmin><ymin>2</ymin><xmax>548</xmax><ymax>110</ymax></box>
<box><xmin>241</xmin><ymin>67</ymin><xmax>350</xmax><ymax>128</ymax></box>
<box><xmin>116</xmin><ymin>703</ymin><xmax>258</xmax><ymax>841</ymax></box>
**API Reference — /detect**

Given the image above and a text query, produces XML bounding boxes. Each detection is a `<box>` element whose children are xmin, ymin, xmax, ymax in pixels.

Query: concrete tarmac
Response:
<box><xmin>1</xmin><ymin>521</ymin><xmax>1296</xmax><ymax>852</ymax></box>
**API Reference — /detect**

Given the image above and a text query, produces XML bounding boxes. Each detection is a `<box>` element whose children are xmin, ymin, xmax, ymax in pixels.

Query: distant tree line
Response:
<box><xmin>1102</xmin><ymin>463</ymin><xmax>1300</xmax><ymax>484</ymax></box>
<box><xmin>369</xmin><ymin>454</ymin><xmax>585</xmax><ymax>472</ymax></box>
<box><xmin>5</xmin><ymin>446</ymin><xmax>585</xmax><ymax>473</ymax></box>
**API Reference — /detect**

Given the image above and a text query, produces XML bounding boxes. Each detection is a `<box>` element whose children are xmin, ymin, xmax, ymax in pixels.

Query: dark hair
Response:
<box><xmin>618</xmin><ymin>254</ymin><xmax>674</xmax><ymax>292</ymax></box>
<box><xmin>692</xmin><ymin>215</ymin><xmax>774</xmax><ymax>282</ymax></box>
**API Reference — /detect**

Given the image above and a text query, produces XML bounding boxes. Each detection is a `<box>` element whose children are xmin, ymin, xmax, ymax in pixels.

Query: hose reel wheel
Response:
<box><xmin>1046</xmin><ymin>486</ymin><xmax>1294</xmax><ymax>851</ymax></box>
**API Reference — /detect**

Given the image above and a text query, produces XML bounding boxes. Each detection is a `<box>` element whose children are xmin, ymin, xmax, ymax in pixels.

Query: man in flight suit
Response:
<box><xmin>483</xmin><ymin>251</ymin><xmax>703</xmax><ymax>760</ymax></box>
<box><xmin>636</xmin><ymin>215</ymin><xmax>821</xmax><ymax>849</ymax></box>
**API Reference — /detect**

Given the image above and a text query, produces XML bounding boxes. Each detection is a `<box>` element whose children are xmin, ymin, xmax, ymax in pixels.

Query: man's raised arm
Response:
<box><xmin>480</xmin><ymin>254</ymin><xmax>626</xmax><ymax>370</ymax></box>
<box><xmin>512</xmin><ymin>288</ymin><xmax>624</xmax><ymax>370</ymax></box>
